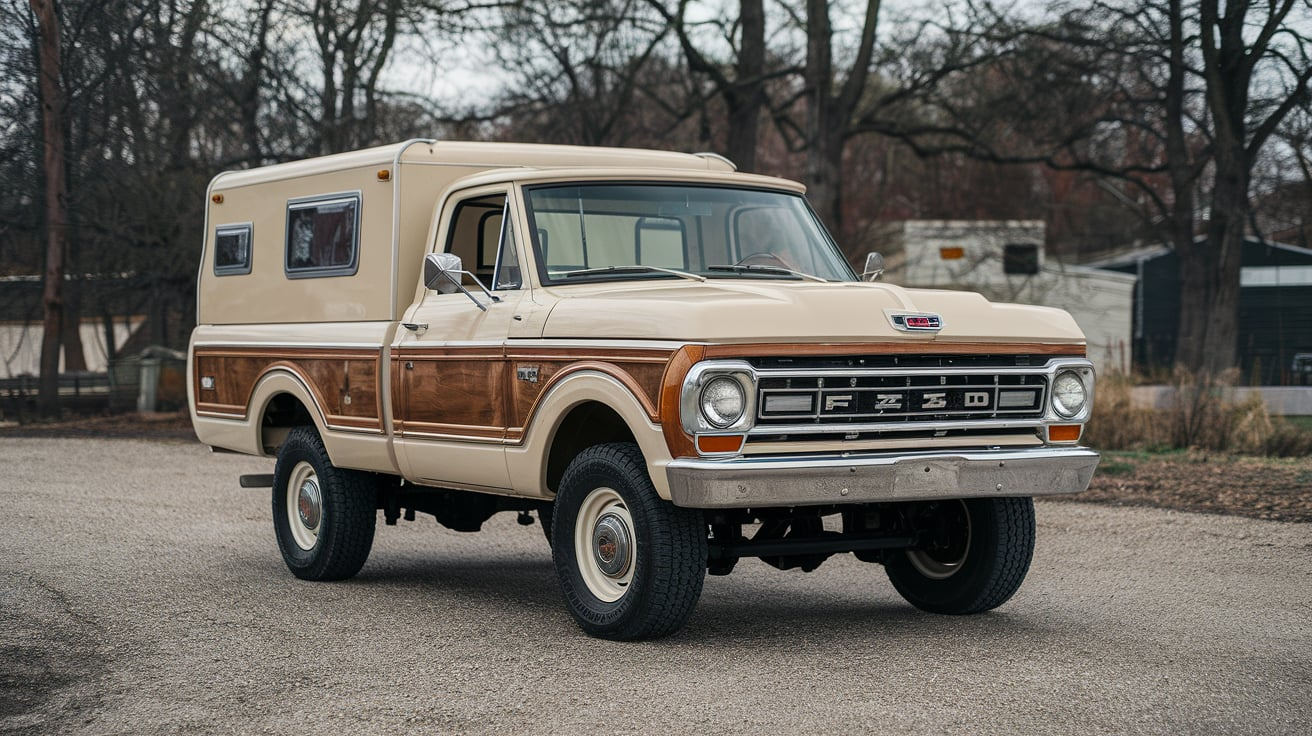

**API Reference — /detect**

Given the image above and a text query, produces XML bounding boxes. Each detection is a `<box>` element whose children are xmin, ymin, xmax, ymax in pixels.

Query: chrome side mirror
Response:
<box><xmin>423</xmin><ymin>252</ymin><xmax>500</xmax><ymax>311</ymax></box>
<box><xmin>862</xmin><ymin>252</ymin><xmax>885</xmax><ymax>281</ymax></box>
<box><xmin>424</xmin><ymin>252</ymin><xmax>463</xmax><ymax>294</ymax></box>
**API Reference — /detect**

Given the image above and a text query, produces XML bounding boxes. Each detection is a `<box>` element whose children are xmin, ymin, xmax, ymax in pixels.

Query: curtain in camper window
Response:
<box><xmin>285</xmin><ymin>193</ymin><xmax>361</xmax><ymax>277</ymax></box>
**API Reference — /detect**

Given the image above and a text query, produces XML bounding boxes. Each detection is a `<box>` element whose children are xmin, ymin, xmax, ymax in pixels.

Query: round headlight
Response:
<box><xmin>700</xmin><ymin>376</ymin><xmax>745</xmax><ymax>428</ymax></box>
<box><xmin>1052</xmin><ymin>371</ymin><xmax>1087</xmax><ymax>417</ymax></box>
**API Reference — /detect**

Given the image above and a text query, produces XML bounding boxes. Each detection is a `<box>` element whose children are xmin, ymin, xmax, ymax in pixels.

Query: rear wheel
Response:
<box><xmin>551</xmin><ymin>443</ymin><xmax>707</xmax><ymax>640</ymax></box>
<box><xmin>884</xmin><ymin>497</ymin><xmax>1035</xmax><ymax>614</ymax></box>
<box><xmin>272</xmin><ymin>426</ymin><xmax>376</xmax><ymax>581</ymax></box>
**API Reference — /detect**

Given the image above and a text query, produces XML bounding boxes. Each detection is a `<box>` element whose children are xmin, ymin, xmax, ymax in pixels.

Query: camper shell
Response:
<box><xmin>190</xmin><ymin>139</ymin><xmax>1099</xmax><ymax>640</ymax></box>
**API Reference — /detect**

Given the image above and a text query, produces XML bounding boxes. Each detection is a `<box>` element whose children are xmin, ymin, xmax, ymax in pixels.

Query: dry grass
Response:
<box><xmin>1085</xmin><ymin>369</ymin><xmax>1312</xmax><ymax>457</ymax></box>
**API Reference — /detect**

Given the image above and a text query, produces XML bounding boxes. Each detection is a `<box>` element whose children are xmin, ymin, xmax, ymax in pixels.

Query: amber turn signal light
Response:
<box><xmin>697</xmin><ymin>435</ymin><xmax>745</xmax><ymax>454</ymax></box>
<box><xmin>939</xmin><ymin>246</ymin><xmax>964</xmax><ymax>260</ymax></box>
<box><xmin>377</xmin><ymin>168</ymin><xmax>391</xmax><ymax>181</ymax></box>
<box><xmin>1049</xmin><ymin>425</ymin><xmax>1082</xmax><ymax>442</ymax></box>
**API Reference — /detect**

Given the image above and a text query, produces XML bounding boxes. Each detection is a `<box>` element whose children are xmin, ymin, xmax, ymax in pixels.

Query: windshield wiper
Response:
<box><xmin>707</xmin><ymin>264</ymin><xmax>829</xmax><ymax>283</ymax></box>
<box><xmin>557</xmin><ymin>265</ymin><xmax>706</xmax><ymax>282</ymax></box>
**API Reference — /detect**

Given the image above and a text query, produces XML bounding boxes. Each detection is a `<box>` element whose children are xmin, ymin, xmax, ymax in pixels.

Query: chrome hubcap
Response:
<box><xmin>592</xmin><ymin>512</ymin><xmax>632</xmax><ymax>577</ymax></box>
<box><xmin>297</xmin><ymin>480</ymin><xmax>322</xmax><ymax>530</ymax></box>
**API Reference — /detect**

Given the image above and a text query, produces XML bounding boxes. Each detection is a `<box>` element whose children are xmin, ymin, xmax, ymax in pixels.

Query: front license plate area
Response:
<box><xmin>892</xmin><ymin>459</ymin><xmax>961</xmax><ymax>494</ymax></box>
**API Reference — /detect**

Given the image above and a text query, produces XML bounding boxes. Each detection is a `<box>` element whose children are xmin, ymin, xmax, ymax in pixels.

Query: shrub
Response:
<box><xmin>1084</xmin><ymin>368</ymin><xmax>1312</xmax><ymax>457</ymax></box>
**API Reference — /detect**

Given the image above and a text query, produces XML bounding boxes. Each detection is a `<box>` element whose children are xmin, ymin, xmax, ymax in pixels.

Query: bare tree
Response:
<box><xmin>872</xmin><ymin>0</ymin><xmax>1311</xmax><ymax>374</ymax></box>
<box><xmin>303</xmin><ymin>0</ymin><xmax>410</xmax><ymax>153</ymax></box>
<box><xmin>646</xmin><ymin>0</ymin><xmax>771</xmax><ymax>171</ymax></box>
<box><xmin>30</xmin><ymin>0</ymin><xmax>68</xmax><ymax>416</ymax></box>
<box><xmin>493</xmin><ymin>0</ymin><xmax>678</xmax><ymax>146</ymax></box>
<box><xmin>1184</xmin><ymin>0</ymin><xmax>1312</xmax><ymax>372</ymax></box>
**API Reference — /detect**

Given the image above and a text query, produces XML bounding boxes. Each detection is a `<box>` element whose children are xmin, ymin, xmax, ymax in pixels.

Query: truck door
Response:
<box><xmin>392</xmin><ymin>187</ymin><xmax>528</xmax><ymax>490</ymax></box>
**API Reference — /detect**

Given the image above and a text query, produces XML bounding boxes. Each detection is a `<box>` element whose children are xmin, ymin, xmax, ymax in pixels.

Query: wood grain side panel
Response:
<box><xmin>399</xmin><ymin>356</ymin><xmax>507</xmax><ymax>438</ymax></box>
<box><xmin>507</xmin><ymin>359</ymin><xmax>666</xmax><ymax>428</ymax></box>
<box><xmin>503</xmin><ymin>360</ymin><xmax>665</xmax><ymax>441</ymax></box>
<box><xmin>393</xmin><ymin>346</ymin><xmax>673</xmax><ymax>443</ymax></box>
<box><xmin>192</xmin><ymin>348</ymin><xmax>382</xmax><ymax>432</ymax></box>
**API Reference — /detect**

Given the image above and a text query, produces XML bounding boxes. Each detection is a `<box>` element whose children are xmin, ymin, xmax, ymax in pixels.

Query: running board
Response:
<box><xmin>239</xmin><ymin>474</ymin><xmax>275</xmax><ymax>489</ymax></box>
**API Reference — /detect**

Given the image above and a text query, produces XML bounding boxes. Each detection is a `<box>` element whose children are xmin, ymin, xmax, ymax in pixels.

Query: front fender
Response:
<box><xmin>505</xmin><ymin>370</ymin><xmax>675</xmax><ymax>500</ymax></box>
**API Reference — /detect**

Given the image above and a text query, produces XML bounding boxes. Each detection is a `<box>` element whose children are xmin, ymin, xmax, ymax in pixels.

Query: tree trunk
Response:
<box><xmin>725</xmin><ymin>0</ymin><xmax>765</xmax><ymax>172</ymax></box>
<box><xmin>1163</xmin><ymin>0</ymin><xmax>1200</xmax><ymax>370</ymax></box>
<box><xmin>1197</xmin><ymin>142</ymin><xmax>1248</xmax><ymax>375</ymax></box>
<box><xmin>31</xmin><ymin>0</ymin><xmax>68</xmax><ymax>418</ymax></box>
<box><xmin>803</xmin><ymin>0</ymin><xmax>838</xmax><ymax>234</ymax></box>
<box><xmin>803</xmin><ymin>0</ymin><xmax>879</xmax><ymax>248</ymax></box>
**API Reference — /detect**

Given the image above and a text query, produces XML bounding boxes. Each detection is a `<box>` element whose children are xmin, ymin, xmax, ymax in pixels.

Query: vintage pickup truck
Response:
<box><xmin>189</xmin><ymin>139</ymin><xmax>1098</xmax><ymax>640</ymax></box>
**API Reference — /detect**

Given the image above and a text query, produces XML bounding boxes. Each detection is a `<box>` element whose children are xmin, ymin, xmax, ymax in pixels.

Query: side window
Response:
<box><xmin>285</xmin><ymin>192</ymin><xmax>360</xmax><ymax>278</ymax></box>
<box><xmin>444</xmin><ymin>193</ymin><xmax>506</xmax><ymax>285</ymax></box>
<box><xmin>214</xmin><ymin>223</ymin><xmax>252</xmax><ymax>276</ymax></box>
<box><xmin>493</xmin><ymin>212</ymin><xmax>522</xmax><ymax>290</ymax></box>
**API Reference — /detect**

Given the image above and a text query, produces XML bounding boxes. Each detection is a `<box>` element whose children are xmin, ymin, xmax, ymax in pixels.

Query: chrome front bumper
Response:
<box><xmin>665</xmin><ymin>446</ymin><xmax>1100</xmax><ymax>508</ymax></box>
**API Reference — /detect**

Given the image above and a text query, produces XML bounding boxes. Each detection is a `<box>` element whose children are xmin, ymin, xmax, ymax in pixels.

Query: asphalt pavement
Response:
<box><xmin>1</xmin><ymin>437</ymin><xmax>1309</xmax><ymax>735</ymax></box>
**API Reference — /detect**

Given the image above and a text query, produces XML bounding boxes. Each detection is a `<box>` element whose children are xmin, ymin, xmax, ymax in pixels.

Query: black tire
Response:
<box><xmin>272</xmin><ymin>426</ymin><xmax>377</xmax><ymax>581</ymax></box>
<box><xmin>885</xmin><ymin>497</ymin><xmax>1035</xmax><ymax>615</ymax></box>
<box><xmin>551</xmin><ymin>443</ymin><xmax>707</xmax><ymax>640</ymax></box>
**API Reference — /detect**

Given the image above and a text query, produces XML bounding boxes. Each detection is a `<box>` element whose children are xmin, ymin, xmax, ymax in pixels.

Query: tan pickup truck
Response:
<box><xmin>189</xmin><ymin>140</ymin><xmax>1098</xmax><ymax>640</ymax></box>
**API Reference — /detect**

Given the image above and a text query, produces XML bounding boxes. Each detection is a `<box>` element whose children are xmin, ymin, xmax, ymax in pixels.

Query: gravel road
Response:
<box><xmin>2</xmin><ymin>437</ymin><xmax>1309</xmax><ymax>735</ymax></box>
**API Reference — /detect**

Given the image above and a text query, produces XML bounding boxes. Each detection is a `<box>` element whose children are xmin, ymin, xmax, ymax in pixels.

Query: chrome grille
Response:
<box><xmin>756</xmin><ymin>371</ymin><xmax>1048</xmax><ymax>425</ymax></box>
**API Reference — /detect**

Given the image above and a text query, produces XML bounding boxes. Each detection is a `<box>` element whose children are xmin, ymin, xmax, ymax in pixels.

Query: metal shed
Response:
<box><xmin>1087</xmin><ymin>237</ymin><xmax>1312</xmax><ymax>385</ymax></box>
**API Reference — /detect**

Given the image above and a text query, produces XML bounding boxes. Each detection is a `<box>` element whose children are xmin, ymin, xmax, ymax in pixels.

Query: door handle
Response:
<box><xmin>402</xmin><ymin>322</ymin><xmax>428</xmax><ymax>332</ymax></box>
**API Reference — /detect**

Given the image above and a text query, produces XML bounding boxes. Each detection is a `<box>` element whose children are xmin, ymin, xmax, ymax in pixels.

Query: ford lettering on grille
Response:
<box><xmin>757</xmin><ymin>372</ymin><xmax>1047</xmax><ymax>425</ymax></box>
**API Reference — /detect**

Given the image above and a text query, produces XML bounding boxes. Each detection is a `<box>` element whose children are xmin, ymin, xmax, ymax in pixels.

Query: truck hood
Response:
<box><xmin>538</xmin><ymin>280</ymin><xmax>1085</xmax><ymax>345</ymax></box>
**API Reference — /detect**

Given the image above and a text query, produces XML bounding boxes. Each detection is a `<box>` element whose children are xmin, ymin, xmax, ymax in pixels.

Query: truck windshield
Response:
<box><xmin>524</xmin><ymin>183</ymin><xmax>857</xmax><ymax>284</ymax></box>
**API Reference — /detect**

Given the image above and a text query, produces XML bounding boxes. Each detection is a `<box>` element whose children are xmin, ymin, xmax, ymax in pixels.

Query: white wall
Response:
<box><xmin>883</xmin><ymin>220</ymin><xmax>1136</xmax><ymax>376</ymax></box>
<box><xmin>0</xmin><ymin>319</ymin><xmax>142</xmax><ymax>378</ymax></box>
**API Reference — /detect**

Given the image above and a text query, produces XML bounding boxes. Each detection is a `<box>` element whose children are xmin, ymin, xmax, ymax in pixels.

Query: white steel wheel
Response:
<box><xmin>271</xmin><ymin>425</ymin><xmax>377</xmax><ymax>581</ymax></box>
<box><xmin>551</xmin><ymin>443</ymin><xmax>707</xmax><ymax>640</ymax></box>
<box><xmin>285</xmin><ymin>460</ymin><xmax>323</xmax><ymax>551</ymax></box>
<box><xmin>573</xmin><ymin>487</ymin><xmax>636</xmax><ymax>603</ymax></box>
<box><xmin>904</xmin><ymin>500</ymin><xmax>971</xmax><ymax>580</ymax></box>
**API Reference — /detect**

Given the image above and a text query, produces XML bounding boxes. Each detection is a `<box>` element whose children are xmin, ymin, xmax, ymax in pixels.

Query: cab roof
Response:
<box><xmin>210</xmin><ymin>139</ymin><xmax>739</xmax><ymax>190</ymax></box>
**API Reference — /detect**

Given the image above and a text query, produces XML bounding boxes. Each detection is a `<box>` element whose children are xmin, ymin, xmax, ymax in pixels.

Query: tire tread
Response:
<box><xmin>273</xmin><ymin>426</ymin><xmax>376</xmax><ymax>581</ymax></box>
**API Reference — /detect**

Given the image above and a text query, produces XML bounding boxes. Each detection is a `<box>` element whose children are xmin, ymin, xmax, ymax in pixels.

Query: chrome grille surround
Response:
<box><xmin>745</xmin><ymin>358</ymin><xmax>1094</xmax><ymax>438</ymax></box>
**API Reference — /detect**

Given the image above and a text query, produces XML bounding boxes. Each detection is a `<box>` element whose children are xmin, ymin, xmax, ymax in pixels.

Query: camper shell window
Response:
<box><xmin>214</xmin><ymin>222</ymin><xmax>253</xmax><ymax>276</ymax></box>
<box><xmin>285</xmin><ymin>192</ymin><xmax>361</xmax><ymax>278</ymax></box>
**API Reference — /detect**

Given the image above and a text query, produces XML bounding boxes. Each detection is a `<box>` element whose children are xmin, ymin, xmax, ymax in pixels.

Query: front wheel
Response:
<box><xmin>551</xmin><ymin>443</ymin><xmax>707</xmax><ymax>640</ymax></box>
<box><xmin>884</xmin><ymin>497</ymin><xmax>1035</xmax><ymax>614</ymax></box>
<box><xmin>272</xmin><ymin>426</ymin><xmax>377</xmax><ymax>581</ymax></box>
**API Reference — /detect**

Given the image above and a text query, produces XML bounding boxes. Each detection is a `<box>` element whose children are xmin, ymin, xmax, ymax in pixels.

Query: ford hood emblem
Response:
<box><xmin>887</xmin><ymin>311</ymin><xmax>944</xmax><ymax>332</ymax></box>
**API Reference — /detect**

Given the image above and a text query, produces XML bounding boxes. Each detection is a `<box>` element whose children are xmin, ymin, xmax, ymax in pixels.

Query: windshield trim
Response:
<box><xmin>523</xmin><ymin>180</ymin><xmax>858</xmax><ymax>287</ymax></box>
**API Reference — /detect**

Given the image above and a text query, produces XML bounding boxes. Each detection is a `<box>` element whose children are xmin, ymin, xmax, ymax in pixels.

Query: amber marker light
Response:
<box><xmin>377</xmin><ymin>168</ymin><xmax>391</xmax><ymax>181</ymax></box>
<box><xmin>1049</xmin><ymin>425</ymin><xmax>1082</xmax><ymax>442</ymax></box>
<box><xmin>940</xmin><ymin>246</ymin><xmax>964</xmax><ymax>259</ymax></box>
<box><xmin>211</xmin><ymin>193</ymin><xmax>224</xmax><ymax>204</ymax></box>
<box><xmin>697</xmin><ymin>435</ymin><xmax>745</xmax><ymax>454</ymax></box>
